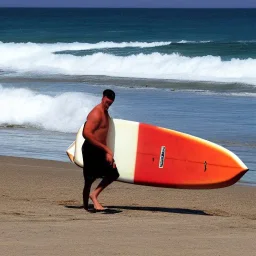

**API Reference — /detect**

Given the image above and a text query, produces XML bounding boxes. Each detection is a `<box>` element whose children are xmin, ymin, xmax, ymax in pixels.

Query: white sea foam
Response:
<box><xmin>0</xmin><ymin>41</ymin><xmax>171</xmax><ymax>53</ymax></box>
<box><xmin>1</xmin><ymin>42</ymin><xmax>256</xmax><ymax>85</ymax></box>
<box><xmin>193</xmin><ymin>90</ymin><xmax>256</xmax><ymax>97</ymax></box>
<box><xmin>0</xmin><ymin>85</ymin><xmax>99</xmax><ymax>132</ymax></box>
<box><xmin>177</xmin><ymin>40</ymin><xmax>211</xmax><ymax>43</ymax></box>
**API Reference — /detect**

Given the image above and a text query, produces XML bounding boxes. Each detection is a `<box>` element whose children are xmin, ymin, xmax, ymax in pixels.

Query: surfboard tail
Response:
<box><xmin>66</xmin><ymin>141</ymin><xmax>76</xmax><ymax>163</ymax></box>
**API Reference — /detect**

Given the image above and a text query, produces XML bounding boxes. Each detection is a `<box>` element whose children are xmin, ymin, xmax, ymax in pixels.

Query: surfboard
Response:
<box><xmin>66</xmin><ymin>141</ymin><xmax>75</xmax><ymax>163</ymax></box>
<box><xmin>66</xmin><ymin>118</ymin><xmax>248</xmax><ymax>189</ymax></box>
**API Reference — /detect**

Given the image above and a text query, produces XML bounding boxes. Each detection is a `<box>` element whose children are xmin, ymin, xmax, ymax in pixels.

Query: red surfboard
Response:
<box><xmin>67</xmin><ymin>119</ymin><xmax>248</xmax><ymax>189</ymax></box>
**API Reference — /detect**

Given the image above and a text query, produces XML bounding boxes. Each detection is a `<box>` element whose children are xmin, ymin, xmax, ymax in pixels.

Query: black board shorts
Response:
<box><xmin>82</xmin><ymin>140</ymin><xmax>119</xmax><ymax>181</ymax></box>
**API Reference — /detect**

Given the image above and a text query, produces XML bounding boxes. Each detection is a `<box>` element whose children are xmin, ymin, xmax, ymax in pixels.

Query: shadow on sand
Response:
<box><xmin>64</xmin><ymin>204</ymin><xmax>122</xmax><ymax>214</ymax></box>
<box><xmin>64</xmin><ymin>204</ymin><xmax>210</xmax><ymax>216</ymax></box>
<box><xmin>106</xmin><ymin>205</ymin><xmax>210</xmax><ymax>216</ymax></box>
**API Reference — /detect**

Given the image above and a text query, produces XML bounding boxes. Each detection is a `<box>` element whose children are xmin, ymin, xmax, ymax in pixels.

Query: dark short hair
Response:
<box><xmin>103</xmin><ymin>89</ymin><xmax>115</xmax><ymax>101</ymax></box>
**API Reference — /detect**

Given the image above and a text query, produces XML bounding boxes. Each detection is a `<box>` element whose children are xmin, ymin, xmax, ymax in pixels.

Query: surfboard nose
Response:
<box><xmin>196</xmin><ymin>160</ymin><xmax>249</xmax><ymax>189</ymax></box>
<box><xmin>218</xmin><ymin>167</ymin><xmax>249</xmax><ymax>188</ymax></box>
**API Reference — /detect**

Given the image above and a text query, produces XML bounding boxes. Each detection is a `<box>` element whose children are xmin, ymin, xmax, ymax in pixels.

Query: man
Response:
<box><xmin>82</xmin><ymin>89</ymin><xmax>119</xmax><ymax>212</ymax></box>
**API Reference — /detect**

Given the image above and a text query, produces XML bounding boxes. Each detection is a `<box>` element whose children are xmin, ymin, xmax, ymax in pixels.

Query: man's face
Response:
<box><xmin>102</xmin><ymin>96</ymin><xmax>114</xmax><ymax>110</ymax></box>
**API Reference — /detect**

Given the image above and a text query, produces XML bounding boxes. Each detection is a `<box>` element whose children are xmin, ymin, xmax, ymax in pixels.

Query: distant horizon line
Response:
<box><xmin>0</xmin><ymin>7</ymin><xmax>256</xmax><ymax>9</ymax></box>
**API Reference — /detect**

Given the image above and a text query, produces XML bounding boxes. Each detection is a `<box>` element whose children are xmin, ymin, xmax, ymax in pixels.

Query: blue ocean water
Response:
<box><xmin>0</xmin><ymin>8</ymin><xmax>255</xmax><ymax>185</ymax></box>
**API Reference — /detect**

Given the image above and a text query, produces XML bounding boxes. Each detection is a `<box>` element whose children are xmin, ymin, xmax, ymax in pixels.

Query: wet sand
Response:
<box><xmin>1</xmin><ymin>156</ymin><xmax>256</xmax><ymax>256</ymax></box>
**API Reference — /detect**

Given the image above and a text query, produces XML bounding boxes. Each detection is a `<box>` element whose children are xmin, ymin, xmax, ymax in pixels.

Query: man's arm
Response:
<box><xmin>82</xmin><ymin>110</ymin><xmax>113</xmax><ymax>155</ymax></box>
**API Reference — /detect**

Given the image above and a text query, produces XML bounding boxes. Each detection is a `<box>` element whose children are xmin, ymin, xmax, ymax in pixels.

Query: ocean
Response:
<box><xmin>0</xmin><ymin>8</ymin><xmax>255</xmax><ymax>185</ymax></box>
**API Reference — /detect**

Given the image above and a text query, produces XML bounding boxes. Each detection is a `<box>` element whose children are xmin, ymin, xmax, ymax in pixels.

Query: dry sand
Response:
<box><xmin>0</xmin><ymin>155</ymin><xmax>256</xmax><ymax>256</ymax></box>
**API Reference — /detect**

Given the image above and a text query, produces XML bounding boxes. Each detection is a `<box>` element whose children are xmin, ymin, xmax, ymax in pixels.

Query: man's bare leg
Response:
<box><xmin>90</xmin><ymin>176</ymin><xmax>115</xmax><ymax>210</ymax></box>
<box><xmin>83</xmin><ymin>176</ymin><xmax>96</xmax><ymax>211</ymax></box>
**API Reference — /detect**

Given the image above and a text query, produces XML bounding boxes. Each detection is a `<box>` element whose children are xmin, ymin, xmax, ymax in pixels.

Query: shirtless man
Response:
<box><xmin>82</xmin><ymin>89</ymin><xmax>119</xmax><ymax>212</ymax></box>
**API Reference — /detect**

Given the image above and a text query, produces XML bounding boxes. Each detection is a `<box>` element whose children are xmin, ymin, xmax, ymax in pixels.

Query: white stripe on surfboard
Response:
<box><xmin>108</xmin><ymin>119</ymin><xmax>139</xmax><ymax>183</ymax></box>
<box><xmin>72</xmin><ymin>119</ymin><xmax>139</xmax><ymax>183</ymax></box>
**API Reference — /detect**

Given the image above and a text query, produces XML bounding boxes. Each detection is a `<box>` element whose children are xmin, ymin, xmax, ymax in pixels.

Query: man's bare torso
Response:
<box><xmin>88</xmin><ymin>104</ymin><xmax>109</xmax><ymax>145</ymax></box>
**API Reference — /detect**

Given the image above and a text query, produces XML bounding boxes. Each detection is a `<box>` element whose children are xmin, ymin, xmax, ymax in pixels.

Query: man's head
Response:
<box><xmin>102</xmin><ymin>89</ymin><xmax>115</xmax><ymax>111</ymax></box>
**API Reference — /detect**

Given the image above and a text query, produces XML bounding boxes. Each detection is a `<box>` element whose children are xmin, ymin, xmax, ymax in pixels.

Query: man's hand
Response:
<box><xmin>106</xmin><ymin>153</ymin><xmax>114</xmax><ymax>165</ymax></box>
<box><xmin>106</xmin><ymin>153</ymin><xmax>116</xmax><ymax>168</ymax></box>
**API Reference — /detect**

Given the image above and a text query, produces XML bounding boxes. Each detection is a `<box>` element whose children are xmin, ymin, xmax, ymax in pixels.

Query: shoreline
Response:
<box><xmin>1</xmin><ymin>154</ymin><xmax>255</xmax><ymax>187</ymax></box>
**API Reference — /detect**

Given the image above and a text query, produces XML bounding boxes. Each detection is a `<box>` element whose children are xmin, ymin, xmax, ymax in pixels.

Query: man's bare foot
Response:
<box><xmin>83</xmin><ymin>206</ymin><xmax>97</xmax><ymax>213</ymax></box>
<box><xmin>89</xmin><ymin>194</ymin><xmax>105</xmax><ymax>210</ymax></box>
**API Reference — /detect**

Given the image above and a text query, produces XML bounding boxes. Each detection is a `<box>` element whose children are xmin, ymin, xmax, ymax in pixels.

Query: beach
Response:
<box><xmin>1</xmin><ymin>8</ymin><xmax>256</xmax><ymax>256</ymax></box>
<box><xmin>1</xmin><ymin>8</ymin><xmax>256</xmax><ymax>185</ymax></box>
<box><xmin>1</xmin><ymin>155</ymin><xmax>255</xmax><ymax>256</ymax></box>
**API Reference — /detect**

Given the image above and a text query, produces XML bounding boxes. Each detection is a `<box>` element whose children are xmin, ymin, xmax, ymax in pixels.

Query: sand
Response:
<box><xmin>0</xmin><ymin>155</ymin><xmax>256</xmax><ymax>256</ymax></box>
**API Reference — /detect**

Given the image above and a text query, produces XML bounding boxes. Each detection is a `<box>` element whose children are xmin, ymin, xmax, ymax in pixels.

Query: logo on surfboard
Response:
<box><xmin>159</xmin><ymin>146</ymin><xmax>166</xmax><ymax>168</ymax></box>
